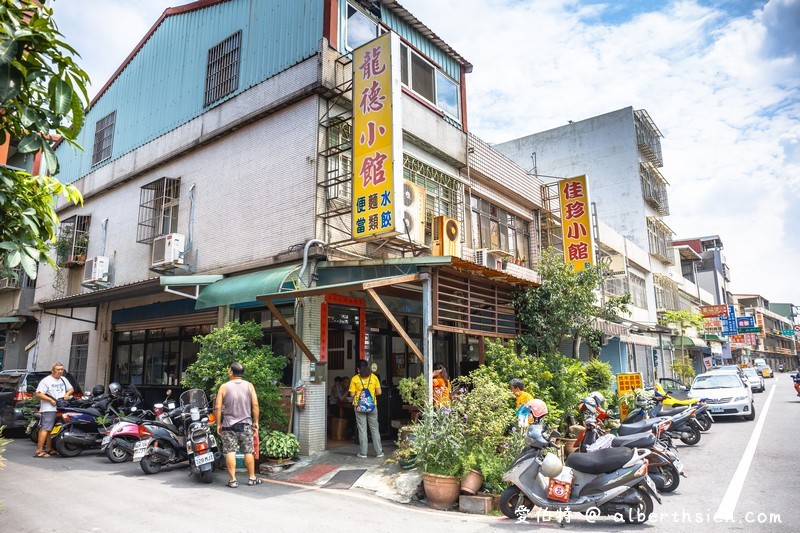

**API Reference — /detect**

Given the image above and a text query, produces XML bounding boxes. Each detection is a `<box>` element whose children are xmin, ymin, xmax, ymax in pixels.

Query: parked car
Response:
<box><xmin>756</xmin><ymin>364</ymin><xmax>773</xmax><ymax>378</ymax></box>
<box><xmin>741</xmin><ymin>367</ymin><xmax>765</xmax><ymax>393</ymax></box>
<box><xmin>0</xmin><ymin>369</ymin><xmax>83</xmax><ymax>431</ymax></box>
<box><xmin>689</xmin><ymin>370</ymin><xmax>755</xmax><ymax>421</ymax></box>
<box><xmin>708</xmin><ymin>365</ymin><xmax>746</xmax><ymax>379</ymax></box>
<box><xmin>658</xmin><ymin>377</ymin><xmax>692</xmax><ymax>400</ymax></box>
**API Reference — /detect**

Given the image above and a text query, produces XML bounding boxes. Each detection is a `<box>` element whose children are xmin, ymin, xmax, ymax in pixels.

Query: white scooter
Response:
<box><xmin>499</xmin><ymin>424</ymin><xmax>662</xmax><ymax>524</ymax></box>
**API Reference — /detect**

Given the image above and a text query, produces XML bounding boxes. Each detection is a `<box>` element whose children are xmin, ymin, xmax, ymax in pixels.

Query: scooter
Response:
<box><xmin>499</xmin><ymin>424</ymin><xmax>661</xmax><ymax>524</ymax></box>
<box><xmin>619</xmin><ymin>404</ymin><xmax>702</xmax><ymax>446</ymax></box>
<box><xmin>626</xmin><ymin>394</ymin><xmax>713</xmax><ymax>433</ymax></box>
<box><xmin>101</xmin><ymin>407</ymin><xmax>153</xmax><ymax>463</ymax></box>
<box><xmin>133</xmin><ymin>388</ymin><xmax>221</xmax><ymax>483</ymax></box>
<box><xmin>792</xmin><ymin>372</ymin><xmax>800</xmax><ymax>397</ymax></box>
<box><xmin>653</xmin><ymin>384</ymin><xmax>714</xmax><ymax>431</ymax></box>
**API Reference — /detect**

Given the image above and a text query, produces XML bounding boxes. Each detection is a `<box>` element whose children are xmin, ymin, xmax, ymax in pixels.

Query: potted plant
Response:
<box><xmin>410</xmin><ymin>404</ymin><xmax>465</xmax><ymax>510</ymax></box>
<box><xmin>260</xmin><ymin>429</ymin><xmax>300</xmax><ymax>463</ymax></box>
<box><xmin>398</xmin><ymin>374</ymin><xmax>428</xmax><ymax>421</ymax></box>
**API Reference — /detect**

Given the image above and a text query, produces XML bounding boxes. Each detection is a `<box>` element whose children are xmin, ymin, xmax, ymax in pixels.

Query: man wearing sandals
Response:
<box><xmin>215</xmin><ymin>362</ymin><xmax>262</xmax><ymax>488</ymax></box>
<box><xmin>34</xmin><ymin>362</ymin><xmax>74</xmax><ymax>457</ymax></box>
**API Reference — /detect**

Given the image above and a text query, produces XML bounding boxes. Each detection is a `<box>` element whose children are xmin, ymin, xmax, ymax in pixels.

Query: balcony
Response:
<box><xmin>634</xmin><ymin>109</ymin><xmax>663</xmax><ymax>168</ymax></box>
<box><xmin>640</xmin><ymin>163</ymin><xmax>670</xmax><ymax>216</ymax></box>
<box><xmin>647</xmin><ymin>217</ymin><xmax>674</xmax><ymax>265</ymax></box>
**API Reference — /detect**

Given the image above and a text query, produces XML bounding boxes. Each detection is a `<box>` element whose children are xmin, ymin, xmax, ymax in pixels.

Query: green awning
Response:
<box><xmin>0</xmin><ymin>317</ymin><xmax>24</xmax><ymax>324</ymax></box>
<box><xmin>704</xmin><ymin>333</ymin><xmax>725</xmax><ymax>342</ymax></box>
<box><xmin>195</xmin><ymin>263</ymin><xmax>300</xmax><ymax>310</ymax></box>
<box><xmin>672</xmin><ymin>336</ymin><xmax>707</xmax><ymax>348</ymax></box>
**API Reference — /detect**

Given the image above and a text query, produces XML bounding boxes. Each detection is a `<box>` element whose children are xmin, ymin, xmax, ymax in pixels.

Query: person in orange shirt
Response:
<box><xmin>432</xmin><ymin>363</ymin><xmax>451</xmax><ymax>407</ymax></box>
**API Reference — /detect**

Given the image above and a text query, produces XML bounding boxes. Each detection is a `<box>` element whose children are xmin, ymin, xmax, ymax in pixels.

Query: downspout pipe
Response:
<box><xmin>298</xmin><ymin>239</ymin><xmax>326</xmax><ymax>287</ymax></box>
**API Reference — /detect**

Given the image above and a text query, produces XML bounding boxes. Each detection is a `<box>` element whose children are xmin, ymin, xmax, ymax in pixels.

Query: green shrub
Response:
<box><xmin>584</xmin><ymin>358</ymin><xmax>613</xmax><ymax>398</ymax></box>
<box><xmin>260</xmin><ymin>429</ymin><xmax>300</xmax><ymax>459</ymax></box>
<box><xmin>397</xmin><ymin>374</ymin><xmax>428</xmax><ymax>408</ymax></box>
<box><xmin>183</xmin><ymin>320</ymin><xmax>288</xmax><ymax>429</ymax></box>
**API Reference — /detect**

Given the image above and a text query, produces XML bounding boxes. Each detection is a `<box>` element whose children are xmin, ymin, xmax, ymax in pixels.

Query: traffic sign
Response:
<box><xmin>780</xmin><ymin>329</ymin><xmax>795</xmax><ymax>336</ymax></box>
<box><xmin>737</xmin><ymin>327</ymin><xmax>762</xmax><ymax>333</ymax></box>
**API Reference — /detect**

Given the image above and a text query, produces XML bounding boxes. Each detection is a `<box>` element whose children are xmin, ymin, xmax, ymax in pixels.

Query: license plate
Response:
<box><xmin>672</xmin><ymin>458</ymin><xmax>684</xmax><ymax>473</ymax></box>
<box><xmin>710</xmin><ymin>407</ymin><xmax>723</xmax><ymax>413</ymax></box>
<box><xmin>644</xmin><ymin>472</ymin><xmax>658</xmax><ymax>493</ymax></box>
<box><xmin>101</xmin><ymin>436</ymin><xmax>110</xmax><ymax>446</ymax></box>
<box><xmin>133</xmin><ymin>440</ymin><xmax>150</xmax><ymax>462</ymax></box>
<box><xmin>50</xmin><ymin>425</ymin><xmax>62</xmax><ymax>435</ymax></box>
<box><xmin>194</xmin><ymin>452</ymin><xmax>214</xmax><ymax>466</ymax></box>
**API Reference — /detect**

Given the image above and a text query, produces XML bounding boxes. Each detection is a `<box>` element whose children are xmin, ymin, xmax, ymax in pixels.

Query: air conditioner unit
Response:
<box><xmin>83</xmin><ymin>256</ymin><xmax>110</xmax><ymax>284</ymax></box>
<box><xmin>152</xmin><ymin>233</ymin><xmax>185</xmax><ymax>268</ymax></box>
<box><xmin>474</xmin><ymin>248</ymin><xmax>491</xmax><ymax>267</ymax></box>
<box><xmin>400</xmin><ymin>180</ymin><xmax>426</xmax><ymax>244</ymax></box>
<box><xmin>431</xmin><ymin>215</ymin><xmax>462</xmax><ymax>257</ymax></box>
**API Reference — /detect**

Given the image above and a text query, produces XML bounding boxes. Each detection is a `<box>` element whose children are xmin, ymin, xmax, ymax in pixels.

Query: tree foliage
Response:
<box><xmin>660</xmin><ymin>309</ymin><xmax>705</xmax><ymax>364</ymax></box>
<box><xmin>513</xmin><ymin>248</ymin><xmax>630</xmax><ymax>357</ymax></box>
<box><xmin>182</xmin><ymin>321</ymin><xmax>288</xmax><ymax>430</ymax></box>
<box><xmin>0</xmin><ymin>0</ymin><xmax>89</xmax><ymax>279</ymax></box>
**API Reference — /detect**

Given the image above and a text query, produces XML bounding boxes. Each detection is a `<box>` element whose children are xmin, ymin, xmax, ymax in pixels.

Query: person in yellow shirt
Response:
<box><xmin>510</xmin><ymin>378</ymin><xmax>535</xmax><ymax>426</ymax></box>
<box><xmin>348</xmin><ymin>360</ymin><xmax>383</xmax><ymax>458</ymax></box>
<box><xmin>432</xmin><ymin>363</ymin><xmax>451</xmax><ymax>407</ymax></box>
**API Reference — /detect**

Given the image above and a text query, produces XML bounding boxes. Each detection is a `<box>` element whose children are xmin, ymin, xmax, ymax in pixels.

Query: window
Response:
<box><xmin>204</xmin><ymin>31</ymin><xmax>242</xmax><ymax>107</ymax></box>
<box><xmin>403</xmin><ymin>154</ymin><xmax>461</xmax><ymax>233</ymax></box>
<box><xmin>468</xmin><ymin>196</ymin><xmax>531</xmax><ymax>262</ymax></box>
<box><xmin>56</xmin><ymin>215</ymin><xmax>90</xmax><ymax>266</ymax></box>
<box><xmin>91</xmin><ymin>111</ymin><xmax>116</xmax><ymax>166</ymax></box>
<box><xmin>68</xmin><ymin>332</ymin><xmax>89</xmax><ymax>386</ymax></box>
<box><xmin>346</xmin><ymin>3</ymin><xmax>378</xmax><ymax>50</ymax></box>
<box><xmin>647</xmin><ymin>217</ymin><xmax>673</xmax><ymax>264</ymax></box>
<box><xmin>326</xmin><ymin>121</ymin><xmax>352</xmax><ymax>200</ymax></box>
<box><xmin>628</xmin><ymin>273</ymin><xmax>647</xmax><ymax>308</ymax></box>
<box><xmin>137</xmin><ymin>177</ymin><xmax>180</xmax><ymax>244</ymax></box>
<box><xmin>399</xmin><ymin>44</ymin><xmax>461</xmax><ymax>121</ymax></box>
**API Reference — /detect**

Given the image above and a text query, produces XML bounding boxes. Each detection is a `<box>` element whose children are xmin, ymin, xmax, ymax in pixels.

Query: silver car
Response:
<box><xmin>742</xmin><ymin>367</ymin><xmax>765</xmax><ymax>393</ymax></box>
<box><xmin>689</xmin><ymin>371</ymin><xmax>755</xmax><ymax>421</ymax></box>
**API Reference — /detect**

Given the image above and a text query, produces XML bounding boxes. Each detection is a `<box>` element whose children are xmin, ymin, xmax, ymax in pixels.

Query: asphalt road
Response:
<box><xmin>1</xmin><ymin>375</ymin><xmax>797</xmax><ymax>533</ymax></box>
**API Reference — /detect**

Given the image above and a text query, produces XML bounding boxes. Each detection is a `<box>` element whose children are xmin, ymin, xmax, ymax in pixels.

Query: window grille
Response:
<box><xmin>628</xmin><ymin>273</ymin><xmax>647</xmax><ymax>308</ymax></box>
<box><xmin>326</xmin><ymin>121</ymin><xmax>352</xmax><ymax>200</ymax></box>
<box><xmin>57</xmin><ymin>215</ymin><xmax>91</xmax><ymax>266</ymax></box>
<box><xmin>68</xmin><ymin>332</ymin><xmax>90</xmax><ymax>387</ymax></box>
<box><xmin>468</xmin><ymin>195</ymin><xmax>530</xmax><ymax>261</ymax></box>
<box><xmin>647</xmin><ymin>217</ymin><xmax>674</xmax><ymax>265</ymax></box>
<box><xmin>204</xmin><ymin>31</ymin><xmax>242</xmax><ymax>107</ymax></box>
<box><xmin>91</xmin><ymin>111</ymin><xmax>116</xmax><ymax>166</ymax></box>
<box><xmin>137</xmin><ymin>177</ymin><xmax>180</xmax><ymax>244</ymax></box>
<box><xmin>402</xmin><ymin>154</ymin><xmax>461</xmax><ymax>232</ymax></box>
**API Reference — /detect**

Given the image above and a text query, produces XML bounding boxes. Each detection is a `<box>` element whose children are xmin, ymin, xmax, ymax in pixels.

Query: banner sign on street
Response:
<box><xmin>736</xmin><ymin>316</ymin><xmax>755</xmax><ymax>328</ymax></box>
<box><xmin>737</xmin><ymin>327</ymin><xmax>762</xmax><ymax>333</ymax></box>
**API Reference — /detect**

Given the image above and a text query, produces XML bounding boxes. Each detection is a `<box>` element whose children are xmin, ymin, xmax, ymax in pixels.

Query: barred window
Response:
<box><xmin>403</xmin><ymin>154</ymin><xmax>460</xmax><ymax>232</ymax></box>
<box><xmin>326</xmin><ymin>121</ymin><xmax>352</xmax><ymax>200</ymax></box>
<box><xmin>204</xmin><ymin>31</ymin><xmax>242</xmax><ymax>107</ymax></box>
<box><xmin>604</xmin><ymin>276</ymin><xmax>627</xmax><ymax>298</ymax></box>
<box><xmin>68</xmin><ymin>332</ymin><xmax>90</xmax><ymax>387</ymax></box>
<box><xmin>137</xmin><ymin>177</ymin><xmax>180</xmax><ymax>244</ymax></box>
<box><xmin>468</xmin><ymin>195</ymin><xmax>530</xmax><ymax>262</ymax></box>
<box><xmin>91</xmin><ymin>111</ymin><xmax>116</xmax><ymax>166</ymax></box>
<box><xmin>629</xmin><ymin>273</ymin><xmax>647</xmax><ymax>308</ymax></box>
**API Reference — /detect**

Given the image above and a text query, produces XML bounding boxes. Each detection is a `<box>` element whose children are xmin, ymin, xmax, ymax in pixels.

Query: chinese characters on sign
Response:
<box><xmin>352</xmin><ymin>33</ymin><xmax>402</xmax><ymax>240</ymax></box>
<box><xmin>558</xmin><ymin>175</ymin><xmax>594</xmax><ymax>272</ymax></box>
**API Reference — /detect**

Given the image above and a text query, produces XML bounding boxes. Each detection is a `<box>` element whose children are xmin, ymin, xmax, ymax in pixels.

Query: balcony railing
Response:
<box><xmin>634</xmin><ymin>109</ymin><xmax>663</xmax><ymax>168</ymax></box>
<box><xmin>647</xmin><ymin>217</ymin><xmax>674</xmax><ymax>265</ymax></box>
<box><xmin>640</xmin><ymin>163</ymin><xmax>670</xmax><ymax>216</ymax></box>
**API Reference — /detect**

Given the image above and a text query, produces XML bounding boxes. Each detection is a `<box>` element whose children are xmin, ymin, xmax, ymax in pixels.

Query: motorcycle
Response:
<box><xmin>100</xmin><ymin>385</ymin><xmax>155</xmax><ymax>463</ymax></box>
<box><xmin>653</xmin><ymin>384</ymin><xmax>714</xmax><ymax>431</ymax></box>
<box><xmin>625</xmin><ymin>394</ymin><xmax>713</xmax><ymax>433</ymax></box>
<box><xmin>499</xmin><ymin>424</ymin><xmax>661</xmax><ymax>523</ymax></box>
<box><xmin>133</xmin><ymin>388</ymin><xmax>221</xmax><ymax>484</ymax></box>
<box><xmin>620</xmin><ymin>399</ymin><xmax>703</xmax><ymax>446</ymax></box>
<box><xmin>792</xmin><ymin>372</ymin><xmax>800</xmax><ymax>397</ymax></box>
<box><xmin>50</xmin><ymin>385</ymin><xmax>142</xmax><ymax>457</ymax></box>
<box><xmin>575</xmin><ymin>401</ymin><xmax>686</xmax><ymax>492</ymax></box>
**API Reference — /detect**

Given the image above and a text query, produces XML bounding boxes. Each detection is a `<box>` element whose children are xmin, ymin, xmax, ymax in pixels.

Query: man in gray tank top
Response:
<box><xmin>215</xmin><ymin>362</ymin><xmax>260</xmax><ymax>488</ymax></box>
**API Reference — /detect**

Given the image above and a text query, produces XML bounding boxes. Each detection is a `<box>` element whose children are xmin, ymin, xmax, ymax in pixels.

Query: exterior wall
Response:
<box><xmin>495</xmin><ymin>107</ymin><xmax>654</xmax><ymax>251</ymax></box>
<box><xmin>56</xmin><ymin>0</ymin><xmax>324</xmax><ymax>182</ymax></box>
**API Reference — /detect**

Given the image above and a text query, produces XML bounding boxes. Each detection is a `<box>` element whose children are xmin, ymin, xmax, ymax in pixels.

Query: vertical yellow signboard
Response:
<box><xmin>559</xmin><ymin>175</ymin><xmax>595</xmax><ymax>272</ymax></box>
<box><xmin>352</xmin><ymin>33</ymin><xmax>403</xmax><ymax>240</ymax></box>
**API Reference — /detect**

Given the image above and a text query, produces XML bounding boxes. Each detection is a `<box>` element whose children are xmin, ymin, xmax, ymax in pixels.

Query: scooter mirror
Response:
<box><xmin>166</xmin><ymin>389</ymin><xmax>172</xmax><ymax>397</ymax></box>
<box><xmin>549</xmin><ymin>429</ymin><xmax>563</xmax><ymax>440</ymax></box>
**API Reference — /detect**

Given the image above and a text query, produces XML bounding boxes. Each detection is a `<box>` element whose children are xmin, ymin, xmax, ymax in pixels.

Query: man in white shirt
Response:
<box><xmin>34</xmin><ymin>362</ymin><xmax>74</xmax><ymax>457</ymax></box>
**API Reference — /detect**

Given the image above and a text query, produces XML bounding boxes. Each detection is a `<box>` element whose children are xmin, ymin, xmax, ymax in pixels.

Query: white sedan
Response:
<box><xmin>690</xmin><ymin>371</ymin><xmax>755</xmax><ymax>421</ymax></box>
<box><xmin>742</xmin><ymin>367</ymin><xmax>765</xmax><ymax>393</ymax></box>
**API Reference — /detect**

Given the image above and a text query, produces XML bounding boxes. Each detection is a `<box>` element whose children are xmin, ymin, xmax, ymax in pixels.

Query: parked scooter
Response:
<box><xmin>499</xmin><ymin>424</ymin><xmax>661</xmax><ymax>523</ymax></box>
<box><xmin>653</xmin><ymin>384</ymin><xmax>714</xmax><ymax>431</ymax></box>
<box><xmin>133</xmin><ymin>388</ymin><xmax>221</xmax><ymax>483</ymax></box>
<box><xmin>792</xmin><ymin>372</ymin><xmax>800</xmax><ymax>397</ymax></box>
<box><xmin>619</xmin><ymin>401</ymin><xmax>702</xmax><ymax>446</ymax></box>
<box><xmin>101</xmin><ymin>384</ymin><xmax>154</xmax><ymax>463</ymax></box>
<box><xmin>625</xmin><ymin>393</ymin><xmax>713</xmax><ymax>433</ymax></box>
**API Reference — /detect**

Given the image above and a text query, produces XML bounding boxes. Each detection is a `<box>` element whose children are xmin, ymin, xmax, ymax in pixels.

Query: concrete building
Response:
<box><xmin>734</xmin><ymin>294</ymin><xmax>797</xmax><ymax>370</ymax></box>
<box><xmin>31</xmin><ymin>0</ymin><xmax>553</xmax><ymax>454</ymax></box>
<box><xmin>672</xmin><ymin>235</ymin><xmax>732</xmax><ymax>305</ymax></box>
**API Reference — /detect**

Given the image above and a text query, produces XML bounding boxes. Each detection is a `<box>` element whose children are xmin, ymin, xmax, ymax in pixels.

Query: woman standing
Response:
<box><xmin>432</xmin><ymin>363</ymin><xmax>451</xmax><ymax>407</ymax></box>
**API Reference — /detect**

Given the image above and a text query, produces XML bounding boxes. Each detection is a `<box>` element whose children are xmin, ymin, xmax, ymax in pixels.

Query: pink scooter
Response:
<box><xmin>101</xmin><ymin>405</ymin><xmax>157</xmax><ymax>463</ymax></box>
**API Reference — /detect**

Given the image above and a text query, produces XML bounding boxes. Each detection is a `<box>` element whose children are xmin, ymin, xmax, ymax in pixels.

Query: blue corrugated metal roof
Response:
<box><xmin>56</xmin><ymin>0</ymin><xmax>323</xmax><ymax>183</ymax></box>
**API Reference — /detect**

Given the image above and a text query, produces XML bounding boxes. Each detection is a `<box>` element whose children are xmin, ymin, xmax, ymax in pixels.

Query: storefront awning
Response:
<box><xmin>195</xmin><ymin>263</ymin><xmax>301</xmax><ymax>310</ymax></box>
<box><xmin>0</xmin><ymin>317</ymin><xmax>24</xmax><ymax>324</ymax></box>
<box><xmin>704</xmin><ymin>333</ymin><xmax>725</xmax><ymax>342</ymax></box>
<box><xmin>673</xmin><ymin>336</ymin><xmax>707</xmax><ymax>349</ymax></box>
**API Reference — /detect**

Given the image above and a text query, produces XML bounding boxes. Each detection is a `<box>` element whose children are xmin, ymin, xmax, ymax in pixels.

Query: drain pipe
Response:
<box><xmin>298</xmin><ymin>239</ymin><xmax>326</xmax><ymax>287</ymax></box>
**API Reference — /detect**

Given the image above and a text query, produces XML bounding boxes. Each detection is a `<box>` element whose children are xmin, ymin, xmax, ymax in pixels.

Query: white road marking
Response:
<box><xmin>713</xmin><ymin>380</ymin><xmax>777</xmax><ymax>522</ymax></box>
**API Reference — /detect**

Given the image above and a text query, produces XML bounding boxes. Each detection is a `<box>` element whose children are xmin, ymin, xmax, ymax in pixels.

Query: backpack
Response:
<box><xmin>356</xmin><ymin>376</ymin><xmax>376</xmax><ymax>413</ymax></box>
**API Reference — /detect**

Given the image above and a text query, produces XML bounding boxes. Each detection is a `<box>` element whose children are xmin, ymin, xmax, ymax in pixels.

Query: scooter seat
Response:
<box><xmin>617</xmin><ymin>418</ymin><xmax>662</xmax><ymax>436</ymax></box>
<box><xmin>566</xmin><ymin>447</ymin><xmax>633</xmax><ymax>475</ymax></box>
<box><xmin>68</xmin><ymin>407</ymin><xmax>102</xmax><ymax>417</ymax></box>
<box><xmin>612</xmin><ymin>432</ymin><xmax>656</xmax><ymax>448</ymax></box>
<box><xmin>658</xmin><ymin>406</ymin><xmax>688</xmax><ymax>417</ymax></box>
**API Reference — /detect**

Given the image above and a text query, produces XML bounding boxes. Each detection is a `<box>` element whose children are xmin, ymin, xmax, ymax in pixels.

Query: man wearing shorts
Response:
<box><xmin>34</xmin><ymin>362</ymin><xmax>74</xmax><ymax>457</ymax></box>
<box><xmin>215</xmin><ymin>362</ymin><xmax>260</xmax><ymax>488</ymax></box>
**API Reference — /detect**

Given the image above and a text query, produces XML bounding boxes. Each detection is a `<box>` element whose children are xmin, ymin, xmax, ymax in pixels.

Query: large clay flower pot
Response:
<box><xmin>460</xmin><ymin>469</ymin><xmax>484</xmax><ymax>495</ymax></box>
<box><xmin>563</xmin><ymin>438</ymin><xmax>579</xmax><ymax>456</ymax></box>
<box><xmin>423</xmin><ymin>472</ymin><xmax>461</xmax><ymax>510</ymax></box>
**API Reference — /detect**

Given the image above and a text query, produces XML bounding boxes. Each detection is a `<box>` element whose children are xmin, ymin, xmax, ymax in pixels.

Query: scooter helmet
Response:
<box><xmin>526</xmin><ymin>399</ymin><xmax>548</xmax><ymax>421</ymax></box>
<box><xmin>525</xmin><ymin>424</ymin><xmax>549</xmax><ymax>449</ymax></box>
<box><xmin>540</xmin><ymin>452</ymin><xmax>564</xmax><ymax>478</ymax></box>
<box><xmin>108</xmin><ymin>382</ymin><xmax>122</xmax><ymax>396</ymax></box>
<box><xmin>590</xmin><ymin>391</ymin><xmax>605</xmax><ymax>408</ymax></box>
<box><xmin>91</xmin><ymin>384</ymin><xmax>105</xmax><ymax>397</ymax></box>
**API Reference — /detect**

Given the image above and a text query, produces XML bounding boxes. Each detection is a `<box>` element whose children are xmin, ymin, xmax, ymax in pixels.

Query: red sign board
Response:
<box><xmin>701</xmin><ymin>305</ymin><xmax>728</xmax><ymax>318</ymax></box>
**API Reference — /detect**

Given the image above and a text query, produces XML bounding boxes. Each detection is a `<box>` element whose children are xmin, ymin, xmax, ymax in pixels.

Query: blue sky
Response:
<box><xmin>51</xmin><ymin>0</ymin><xmax>800</xmax><ymax>305</ymax></box>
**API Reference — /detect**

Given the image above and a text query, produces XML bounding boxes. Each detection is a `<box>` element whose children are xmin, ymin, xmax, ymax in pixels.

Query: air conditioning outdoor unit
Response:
<box><xmin>151</xmin><ymin>233</ymin><xmax>185</xmax><ymax>268</ymax></box>
<box><xmin>400</xmin><ymin>180</ymin><xmax>426</xmax><ymax>244</ymax></box>
<box><xmin>431</xmin><ymin>215</ymin><xmax>462</xmax><ymax>257</ymax></box>
<box><xmin>474</xmin><ymin>248</ymin><xmax>491</xmax><ymax>267</ymax></box>
<box><xmin>83</xmin><ymin>256</ymin><xmax>110</xmax><ymax>284</ymax></box>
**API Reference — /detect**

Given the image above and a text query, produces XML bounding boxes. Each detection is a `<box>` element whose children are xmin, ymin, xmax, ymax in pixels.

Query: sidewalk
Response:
<box><xmin>264</xmin><ymin>440</ymin><xmax>423</xmax><ymax>504</ymax></box>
